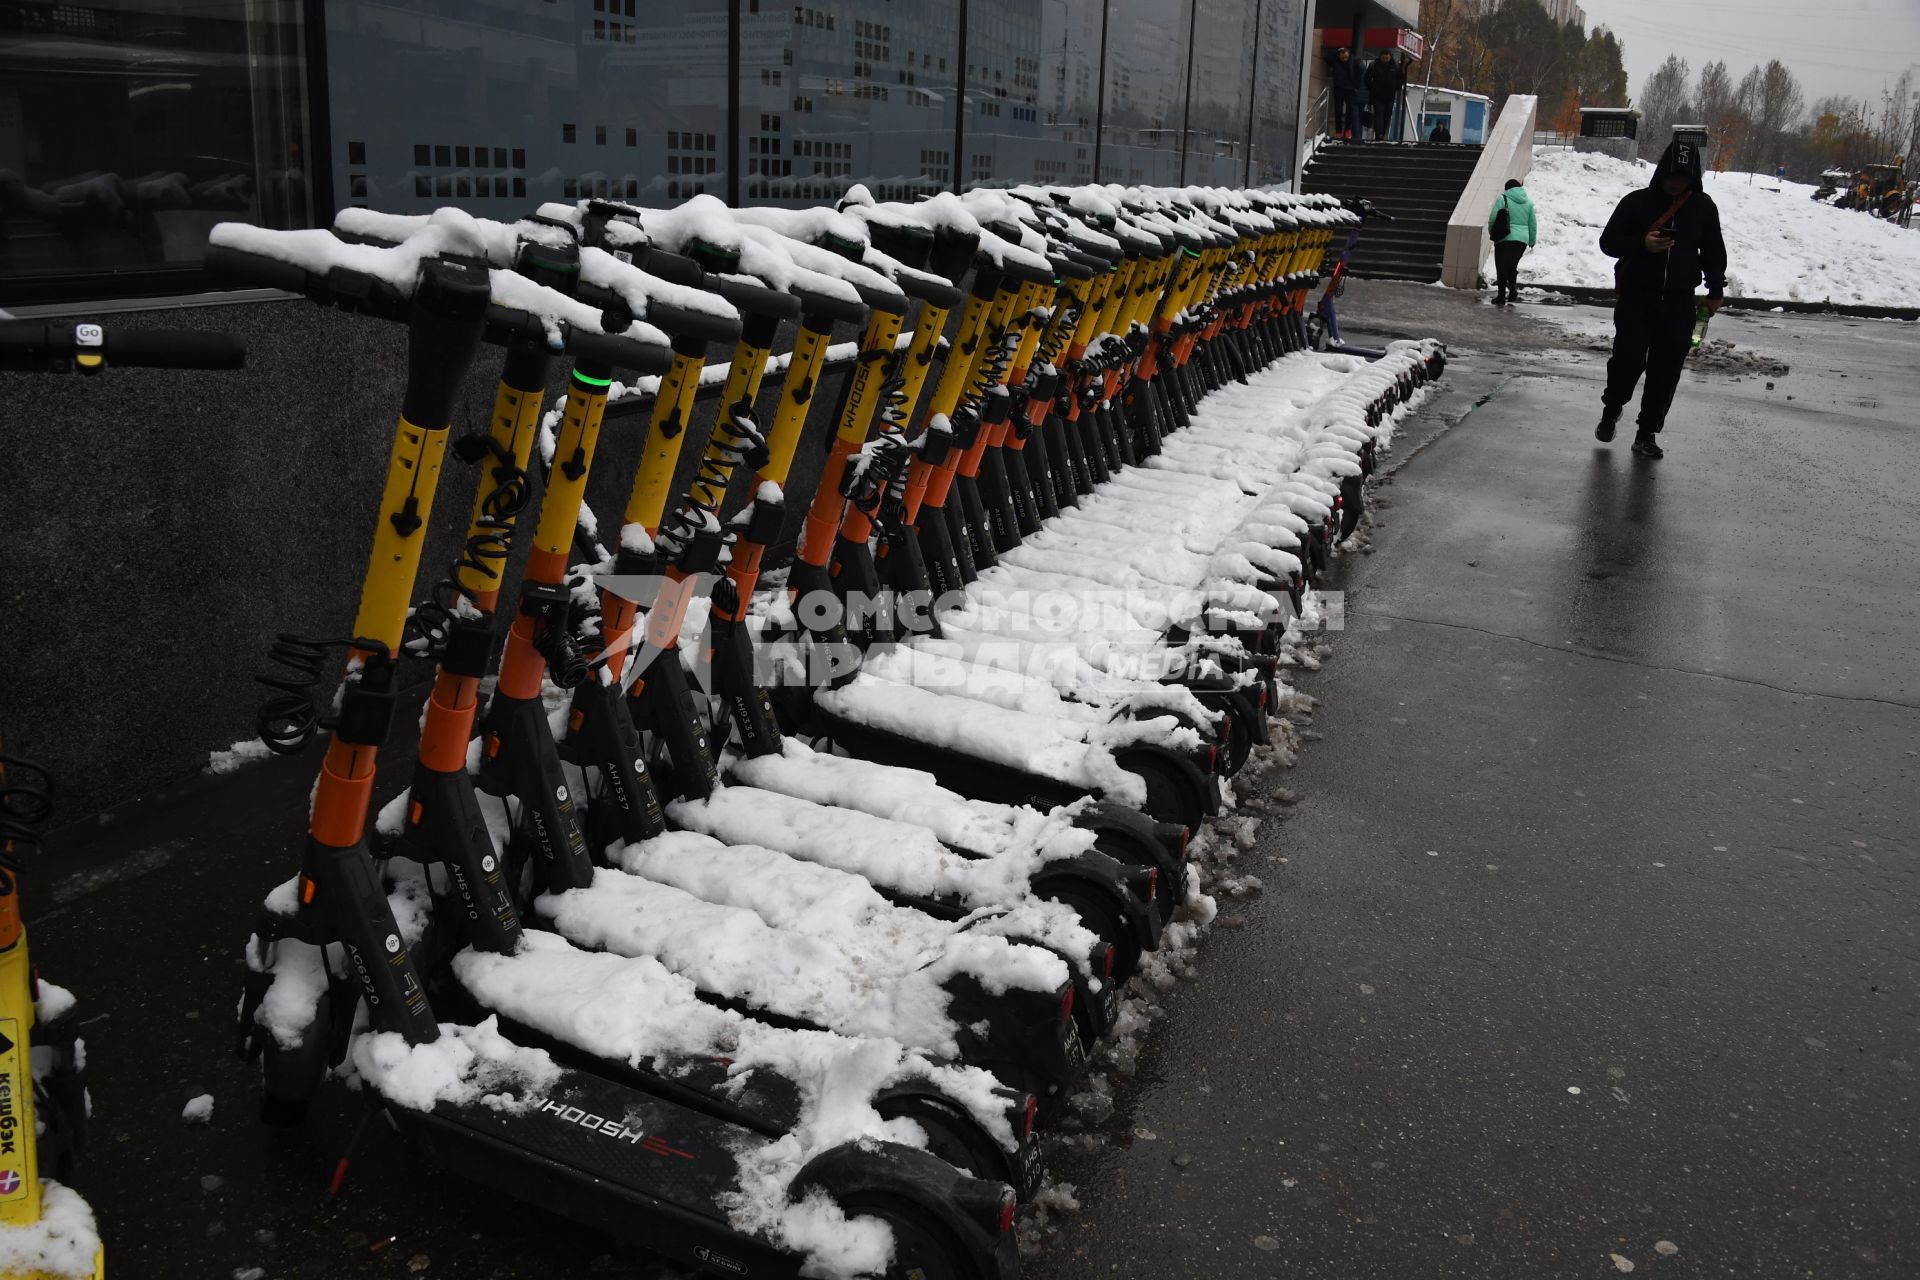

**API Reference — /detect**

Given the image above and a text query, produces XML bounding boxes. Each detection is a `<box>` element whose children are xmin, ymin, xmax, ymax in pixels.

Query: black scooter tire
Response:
<box><xmin>1114</xmin><ymin>747</ymin><xmax>1210</xmax><ymax>833</ymax></box>
<box><xmin>1339</xmin><ymin>474</ymin><xmax>1366</xmax><ymax>539</ymax></box>
<box><xmin>875</xmin><ymin>1093</ymin><xmax>1031</xmax><ymax>1200</ymax></box>
<box><xmin>1036</xmin><ymin>876</ymin><xmax>1144</xmax><ymax>985</ymax></box>
<box><xmin>839</xmin><ymin>1195</ymin><xmax>996</xmax><ymax>1280</ymax></box>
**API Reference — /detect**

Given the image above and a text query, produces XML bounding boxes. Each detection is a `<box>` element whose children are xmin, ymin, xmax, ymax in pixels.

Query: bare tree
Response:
<box><xmin>1636</xmin><ymin>55</ymin><xmax>1693</xmax><ymax>161</ymax></box>
<box><xmin>1735</xmin><ymin>59</ymin><xmax>1806</xmax><ymax>173</ymax></box>
<box><xmin>1908</xmin><ymin>82</ymin><xmax>1920</xmax><ymax>172</ymax></box>
<box><xmin>1873</xmin><ymin>71</ymin><xmax>1916</xmax><ymax>159</ymax></box>
<box><xmin>1416</xmin><ymin>0</ymin><xmax>1466</xmax><ymax>89</ymax></box>
<box><xmin>1790</xmin><ymin>95</ymin><xmax>1876</xmax><ymax>174</ymax></box>
<box><xmin>1692</xmin><ymin>63</ymin><xmax>1739</xmax><ymax>140</ymax></box>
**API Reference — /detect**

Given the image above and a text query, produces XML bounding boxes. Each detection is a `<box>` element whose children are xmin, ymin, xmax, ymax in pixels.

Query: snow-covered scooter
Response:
<box><xmin>215</xmin><ymin>240</ymin><xmax>1023</xmax><ymax>1280</ymax></box>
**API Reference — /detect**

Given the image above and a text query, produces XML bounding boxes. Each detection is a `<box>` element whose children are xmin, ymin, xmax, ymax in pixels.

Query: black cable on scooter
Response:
<box><xmin>0</xmin><ymin>752</ymin><xmax>52</xmax><ymax>893</ymax></box>
<box><xmin>253</xmin><ymin>634</ymin><xmax>387</xmax><ymax>755</ymax></box>
<box><xmin>404</xmin><ymin>431</ymin><xmax>534</xmax><ymax>660</ymax></box>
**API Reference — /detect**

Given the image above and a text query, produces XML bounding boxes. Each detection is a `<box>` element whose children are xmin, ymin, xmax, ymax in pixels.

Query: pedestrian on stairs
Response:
<box><xmin>1328</xmin><ymin>47</ymin><xmax>1368</xmax><ymax>140</ymax></box>
<box><xmin>1366</xmin><ymin>51</ymin><xmax>1405</xmax><ymax>141</ymax></box>
<box><xmin>1595</xmin><ymin>137</ymin><xmax>1728</xmax><ymax>459</ymax></box>
<box><xmin>1486</xmin><ymin>178</ymin><xmax>1537</xmax><ymax>306</ymax></box>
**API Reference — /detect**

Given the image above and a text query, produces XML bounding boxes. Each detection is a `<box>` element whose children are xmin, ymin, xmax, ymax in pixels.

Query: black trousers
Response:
<box><xmin>1492</xmin><ymin>241</ymin><xmax>1525</xmax><ymax>295</ymax></box>
<box><xmin>1605</xmin><ymin>292</ymin><xmax>1696</xmax><ymax>435</ymax></box>
<box><xmin>1371</xmin><ymin>99</ymin><xmax>1396</xmax><ymax>140</ymax></box>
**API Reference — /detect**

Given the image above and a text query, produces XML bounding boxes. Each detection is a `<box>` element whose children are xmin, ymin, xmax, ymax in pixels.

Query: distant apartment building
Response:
<box><xmin>1545</xmin><ymin>0</ymin><xmax>1586</xmax><ymax>27</ymax></box>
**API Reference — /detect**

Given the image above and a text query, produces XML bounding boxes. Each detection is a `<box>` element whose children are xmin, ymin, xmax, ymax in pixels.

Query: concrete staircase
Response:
<box><xmin>1301</xmin><ymin>142</ymin><xmax>1484</xmax><ymax>283</ymax></box>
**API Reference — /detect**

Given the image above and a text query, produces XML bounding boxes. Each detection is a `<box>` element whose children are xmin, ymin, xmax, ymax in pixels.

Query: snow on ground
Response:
<box><xmin>1522</xmin><ymin>147</ymin><xmax>1920</xmax><ymax>307</ymax></box>
<box><xmin>206</xmin><ymin>737</ymin><xmax>273</xmax><ymax>774</ymax></box>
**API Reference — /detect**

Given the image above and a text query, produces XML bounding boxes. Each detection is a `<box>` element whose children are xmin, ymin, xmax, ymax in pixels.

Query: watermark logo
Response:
<box><xmin>593</xmin><ymin>574</ymin><xmax>1342</xmax><ymax>693</ymax></box>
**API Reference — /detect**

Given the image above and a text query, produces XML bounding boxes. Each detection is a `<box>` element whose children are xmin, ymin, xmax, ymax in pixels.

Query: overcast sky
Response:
<box><xmin>1583</xmin><ymin>0</ymin><xmax>1920</xmax><ymax>108</ymax></box>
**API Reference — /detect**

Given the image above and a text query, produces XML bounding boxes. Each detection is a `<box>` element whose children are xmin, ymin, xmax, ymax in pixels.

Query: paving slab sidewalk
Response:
<box><xmin>1028</xmin><ymin>286</ymin><xmax>1919</xmax><ymax>1279</ymax></box>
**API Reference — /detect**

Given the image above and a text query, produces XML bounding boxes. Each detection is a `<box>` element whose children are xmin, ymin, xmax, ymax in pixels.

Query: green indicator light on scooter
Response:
<box><xmin>1184</xmin><ymin>248</ymin><xmax>1202</xmax><ymax>259</ymax></box>
<box><xmin>572</xmin><ymin>370</ymin><xmax>614</xmax><ymax>388</ymax></box>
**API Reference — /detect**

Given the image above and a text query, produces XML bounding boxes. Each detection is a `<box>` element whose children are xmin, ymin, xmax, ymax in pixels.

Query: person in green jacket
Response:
<box><xmin>1487</xmin><ymin>178</ymin><xmax>1538</xmax><ymax>306</ymax></box>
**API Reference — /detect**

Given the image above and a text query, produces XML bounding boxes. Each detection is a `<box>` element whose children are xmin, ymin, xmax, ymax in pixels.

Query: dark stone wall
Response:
<box><xmin>1</xmin><ymin>296</ymin><xmax>859</xmax><ymax>830</ymax></box>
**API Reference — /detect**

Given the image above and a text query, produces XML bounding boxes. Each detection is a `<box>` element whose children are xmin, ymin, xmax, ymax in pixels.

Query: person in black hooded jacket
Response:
<box><xmin>1365</xmin><ymin>51</ymin><xmax>1404</xmax><ymax>140</ymax></box>
<box><xmin>1596</xmin><ymin>138</ymin><xmax>1729</xmax><ymax>458</ymax></box>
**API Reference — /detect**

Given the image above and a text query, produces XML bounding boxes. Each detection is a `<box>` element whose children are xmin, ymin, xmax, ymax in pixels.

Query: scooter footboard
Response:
<box><xmin>404</xmin><ymin>1068</ymin><xmax>1015</xmax><ymax>1278</ymax></box>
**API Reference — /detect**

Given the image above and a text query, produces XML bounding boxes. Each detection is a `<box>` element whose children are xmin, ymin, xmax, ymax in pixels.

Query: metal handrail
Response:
<box><xmin>1308</xmin><ymin>85</ymin><xmax>1332</xmax><ymax>141</ymax></box>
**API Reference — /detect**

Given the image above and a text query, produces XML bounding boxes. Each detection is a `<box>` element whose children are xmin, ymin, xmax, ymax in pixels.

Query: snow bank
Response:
<box><xmin>1523</xmin><ymin>147</ymin><xmax>1920</xmax><ymax>307</ymax></box>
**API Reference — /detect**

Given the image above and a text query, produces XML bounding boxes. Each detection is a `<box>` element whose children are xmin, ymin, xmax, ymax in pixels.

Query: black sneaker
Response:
<box><xmin>1631</xmin><ymin>433</ymin><xmax>1665</xmax><ymax>459</ymax></box>
<box><xmin>1595</xmin><ymin>405</ymin><xmax>1621</xmax><ymax>442</ymax></box>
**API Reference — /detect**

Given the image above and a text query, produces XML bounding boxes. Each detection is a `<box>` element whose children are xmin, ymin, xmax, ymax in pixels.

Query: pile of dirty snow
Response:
<box><xmin>1520</xmin><ymin>147</ymin><xmax>1920</xmax><ymax>307</ymax></box>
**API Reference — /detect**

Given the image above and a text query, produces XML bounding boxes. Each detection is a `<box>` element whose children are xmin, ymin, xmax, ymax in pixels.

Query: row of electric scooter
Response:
<box><xmin>200</xmin><ymin>180</ymin><xmax>1442</xmax><ymax>1280</ymax></box>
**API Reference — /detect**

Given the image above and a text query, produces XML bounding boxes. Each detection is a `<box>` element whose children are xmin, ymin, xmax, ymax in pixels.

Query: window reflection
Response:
<box><xmin>739</xmin><ymin>2</ymin><xmax>960</xmax><ymax>206</ymax></box>
<box><xmin>960</xmin><ymin>0</ymin><xmax>1094</xmax><ymax>191</ymax></box>
<box><xmin>1097</xmin><ymin>0</ymin><xmax>1190</xmax><ymax>186</ymax></box>
<box><xmin>324</xmin><ymin>0</ymin><xmax>728</xmax><ymax>216</ymax></box>
<box><xmin>0</xmin><ymin>0</ymin><xmax>309</xmax><ymax>284</ymax></box>
<box><xmin>6</xmin><ymin>0</ymin><xmax>1320</xmax><ymax>298</ymax></box>
<box><xmin>1250</xmin><ymin>0</ymin><xmax>1306</xmax><ymax>185</ymax></box>
<box><xmin>1183</xmin><ymin>0</ymin><xmax>1258</xmax><ymax>186</ymax></box>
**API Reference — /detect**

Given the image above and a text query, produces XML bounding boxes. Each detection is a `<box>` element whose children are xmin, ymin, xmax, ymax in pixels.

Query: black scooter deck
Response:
<box><xmin>804</xmin><ymin>701</ymin><xmax>1215</xmax><ymax>833</ymax></box>
<box><xmin>400</xmin><ymin>1065</ymin><xmax>1016</xmax><ymax>1278</ymax></box>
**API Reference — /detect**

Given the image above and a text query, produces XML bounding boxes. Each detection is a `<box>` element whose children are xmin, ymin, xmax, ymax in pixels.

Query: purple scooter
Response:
<box><xmin>1307</xmin><ymin>196</ymin><xmax>1397</xmax><ymax>360</ymax></box>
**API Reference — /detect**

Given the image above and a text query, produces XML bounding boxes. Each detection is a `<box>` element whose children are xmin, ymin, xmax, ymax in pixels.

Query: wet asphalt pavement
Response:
<box><xmin>27</xmin><ymin>292</ymin><xmax>1918</xmax><ymax>1279</ymax></box>
<box><xmin>1026</xmin><ymin>298</ymin><xmax>1919</xmax><ymax>1278</ymax></box>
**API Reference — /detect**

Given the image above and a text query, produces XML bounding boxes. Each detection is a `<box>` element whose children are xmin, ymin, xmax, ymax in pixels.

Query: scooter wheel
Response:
<box><xmin>1036</xmin><ymin>876</ymin><xmax>1145</xmax><ymax>983</ymax></box>
<box><xmin>1113</xmin><ymin>748</ymin><xmax>1209</xmax><ymax>833</ymax></box>
<box><xmin>1085</xmin><ymin>826</ymin><xmax>1181</xmax><ymax>919</ymax></box>
<box><xmin>875</xmin><ymin>1093</ymin><xmax>1025</xmax><ymax>1195</ymax></box>
<box><xmin>841</xmin><ymin>1195</ymin><xmax>993</xmax><ymax>1280</ymax></box>
<box><xmin>1339</xmin><ymin>475</ymin><xmax>1366</xmax><ymax>539</ymax></box>
<box><xmin>1202</xmin><ymin>698</ymin><xmax>1255</xmax><ymax>775</ymax></box>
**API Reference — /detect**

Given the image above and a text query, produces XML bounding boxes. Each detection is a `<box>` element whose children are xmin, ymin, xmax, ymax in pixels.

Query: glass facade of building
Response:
<box><xmin>1</xmin><ymin>0</ymin><xmax>1309</xmax><ymax>303</ymax></box>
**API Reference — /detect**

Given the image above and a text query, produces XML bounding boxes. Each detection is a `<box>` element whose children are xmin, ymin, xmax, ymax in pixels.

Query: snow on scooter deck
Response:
<box><xmin>535</xmin><ymin>862</ymin><xmax>1090</xmax><ymax>1105</ymax></box>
